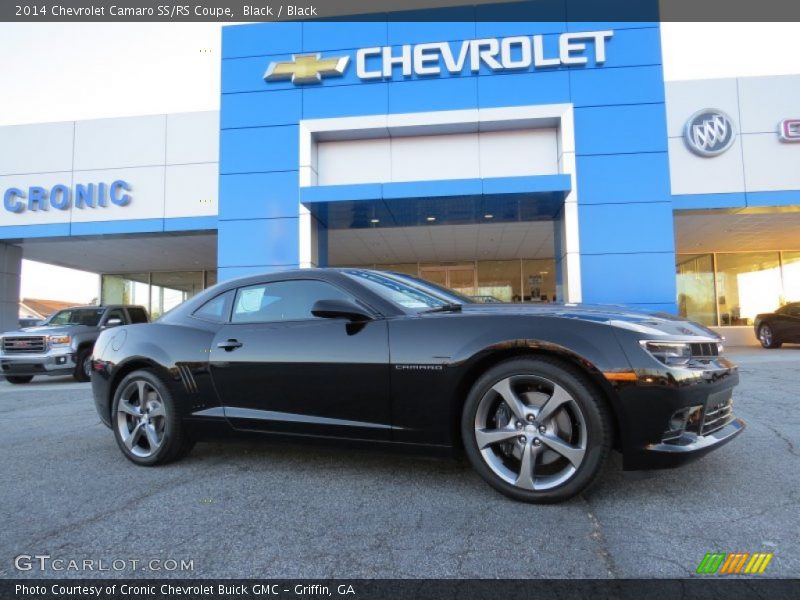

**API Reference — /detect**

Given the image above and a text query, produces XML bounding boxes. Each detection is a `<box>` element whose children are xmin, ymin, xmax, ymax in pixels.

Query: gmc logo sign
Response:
<box><xmin>779</xmin><ymin>119</ymin><xmax>800</xmax><ymax>142</ymax></box>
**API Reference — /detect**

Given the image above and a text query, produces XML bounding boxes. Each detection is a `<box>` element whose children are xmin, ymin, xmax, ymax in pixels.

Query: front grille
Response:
<box><xmin>690</xmin><ymin>342</ymin><xmax>719</xmax><ymax>358</ymax></box>
<box><xmin>702</xmin><ymin>397</ymin><xmax>734</xmax><ymax>435</ymax></box>
<box><xmin>2</xmin><ymin>336</ymin><xmax>47</xmax><ymax>354</ymax></box>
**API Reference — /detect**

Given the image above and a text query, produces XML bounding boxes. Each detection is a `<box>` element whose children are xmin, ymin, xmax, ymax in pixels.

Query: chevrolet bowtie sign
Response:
<box><xmin>264</xmin><ymin>30</ymin><xmax>614</xmax><ymax>85</ymax></box>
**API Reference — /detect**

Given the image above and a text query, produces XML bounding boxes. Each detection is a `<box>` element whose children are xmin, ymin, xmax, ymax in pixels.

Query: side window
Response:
<box><xmin>127</xmin><ymin>307</ymin><xmax>149</xmax><ymax>324</ymax></box>
<box><xmin>232</xmin><ymin>280</ymin><xmax>351</xmax><ymax>324</ymax></box>
<box><xmin>105</xmin><ymin>308</ymin><xmax>126</xmax><ymax>324</ymax></box>
<box><xmin>193</xmin><ymin>290</ymin><xmax>234</xmax><ymax>323</ymax></box>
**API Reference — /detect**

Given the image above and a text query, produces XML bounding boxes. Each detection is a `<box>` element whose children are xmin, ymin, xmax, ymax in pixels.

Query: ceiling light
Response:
<box><xmin>370</xmin><ymin>218</ymin><xmax>380</xmax><ymax>224</ymax></box>
<box><xmin>484</xmin><ymin>214</ymin><xmax>493</xmax><ymax>219</ymax></box>
<box><xmin>426</xmin><ymin>216</ymin><xmax>436</xmax><ymax>222</ymax></box>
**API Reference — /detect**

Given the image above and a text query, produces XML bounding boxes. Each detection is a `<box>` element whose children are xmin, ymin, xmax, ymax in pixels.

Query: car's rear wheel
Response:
<box><xmin>73</xmin><ymin>348</ymin><xmax>92</xmax><ymax>382</ymax></box>
<box><xmin>758</xmin><ymin>324</ymin><xmax>782</xmax><ymax>349</ymax></box>
<box><xmin>462</xmin><ymin>357</ymin><xmax>611</xmax><ymax>504</ymax></box>
<box><xmin>111</xmin><ymin>369</ymin><xmax>194</xmax><ymax>466</ymax></box>
<box><xmin>4</xmin><ymin>375</ymin><xmax>34</xmax><ymax>384</ymax></box>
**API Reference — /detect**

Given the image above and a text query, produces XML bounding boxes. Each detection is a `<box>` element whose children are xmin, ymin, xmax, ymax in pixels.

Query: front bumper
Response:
<box><xmin>0</xmin><ymin>350</ymin><xmax>77</xmax><ymax>377</ymax></box>
<box><xmin>616</xmin><ymin>359</ymin><xmax>744</xmax><ymax>470</ymax></box>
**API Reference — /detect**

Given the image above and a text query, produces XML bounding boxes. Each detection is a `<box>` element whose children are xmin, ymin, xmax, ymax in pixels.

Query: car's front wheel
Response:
<box><xmin>758</xmin><ymin>324</ymin><xmax>782</xmax><ymax>349</ymax></box>
<box><xmin>111</xmin><ymin>369</ymin><xmax>194</xmax><ymax>466</ymax></box>
<box><xmin>4</xmin><ymin>375</ymin><xmax>34</xmax><ymax>384</ymax></box>
<box><xmin>462</xmin><ymin>357</ymin><xmax>611</xmax><ymax>504</ymax></box>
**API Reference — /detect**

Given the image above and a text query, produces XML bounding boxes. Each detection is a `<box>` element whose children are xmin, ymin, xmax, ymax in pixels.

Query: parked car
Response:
<box><xmin>91</xmin><ymin>269</ymin><xmax>743</xmax><ymax>504</ymax></box>
<box><xmin>754</xmin><ymin>302</ymin><xmax>800</xmax><ymax>348</ymax></box>
<box><xmin>1</xmin><ymin>305</ymin><xmax>149</xmax><ymax>384</ymax></box>
<box><xmin>18</xmin><ymin>317</ymin><xmax>44</xmax><ymax>328</ymax></box>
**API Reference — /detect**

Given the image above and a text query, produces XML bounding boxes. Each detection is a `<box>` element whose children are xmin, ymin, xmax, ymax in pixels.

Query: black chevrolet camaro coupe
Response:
<box><xmin>91</xmin><ymin>269</ymin><xmax>744</xmax><ymax>503</ymax></box>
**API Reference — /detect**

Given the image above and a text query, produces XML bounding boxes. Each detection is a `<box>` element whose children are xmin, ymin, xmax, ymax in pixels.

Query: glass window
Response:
<box><xmin>47</xmin><ymin>308</ymin><xmax>105</xmax><ymax>327</ymax></box>
<box><xmin>676</xmin><ymin>254</ymin><xmax>717</xmax><ymax>326</ymax></box>
<box><xmin>193</xmin><ymin>291</ymin><xmax>234</xmax><ymax>323</ymax></box>
<box><xmin>782</xmin><ymin>252</ymin><xmax>800</xmax><ymax>303</ymax></box>
<box><xmin>522</xmin><ymin>259</ymin><xmax>557</xmax><ymax>303</ymax></box>
<box><xmin>150</xmin><ymin>272</ymin><xmax>204</xmax><ymax>319</ymax></box>
<box><xmin>127</xmin><ymin>307</ymin><xmax>149</xmax><ymax>324</ymax></box>
<box><xmin>232</xmin><ymin>280</ymin><xmax>351</xmax><ymax>323</ymax></box>
<box><xmin>344</xmin><ymin>270</ymin><xmax>469</xmax><ymax>310</ymax></box>
<box><xmin>477</xmin><ymin>260</ymin><xmax>521</xmax><ymax>303</ymax></box>
<box><xmin>376</xmin><ymin>264</ymin><xmax>418</xmax><ymax>277</ymax></box>
<box><xmin>102</xmin><ymin>274</ymin><xmax>149</xmax><ymax>307</ymax></box>
<box><xmin>715</xmin><ymin>252</ymin><xmax>782</xmax><ymax>326</ymax></box>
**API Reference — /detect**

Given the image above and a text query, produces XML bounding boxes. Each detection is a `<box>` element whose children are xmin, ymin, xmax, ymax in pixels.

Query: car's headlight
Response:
<box><xmin>641</xmin><ymin>341</ymin><xmax>692</xmax><ymax>366</ymax></box>
<box><xmin>49</xmin><ymin>335</ymin><xmax>71</xmax><ymax>346</ymax></box>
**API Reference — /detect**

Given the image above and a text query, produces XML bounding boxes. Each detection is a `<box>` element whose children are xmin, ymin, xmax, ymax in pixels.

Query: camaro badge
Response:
<box><xmin>264</xmin><ymin>54</ymin><xmax>350</xmax><ymax>85</ymax></box>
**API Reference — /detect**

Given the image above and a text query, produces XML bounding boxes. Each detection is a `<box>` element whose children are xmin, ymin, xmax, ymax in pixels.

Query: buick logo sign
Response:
<box><xmin>684</xmin><ymin>109</ymin><xmax>735</xmax><ymax>157</ymax></box>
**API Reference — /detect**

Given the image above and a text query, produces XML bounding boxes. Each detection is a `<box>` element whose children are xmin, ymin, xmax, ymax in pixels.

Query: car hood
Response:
<box><xmin>456</xmin><ymin>303</ymin><xmax>719</xmax><ymax>339</ymax></box>
<box><xmin>1</xmin><ymin>324</ymin><xmax>94</xmax><ymax>337</ymax></box>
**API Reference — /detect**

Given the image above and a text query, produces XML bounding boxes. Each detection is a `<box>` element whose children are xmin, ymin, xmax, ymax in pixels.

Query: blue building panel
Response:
<box><xmin>218</xmin><ymin>218</ymin><xmax>299</xmax><ymax>269</ymax></box>
<box><xmin>579</xmin><ymin>202</ymin><xmax>674</xmax><ymax>255</ymax></box>
<box><xmin>570</xmin><ymin>64</ymin><xmax>664</xmax><ymax>107</ymax></box>
<box><xmin>302</xmin><ymin>83</ymin><xmax>389</xmax><ymax>119</ymax></box>
<box><xmin>302</xmin><ymin>20</ymin><xmax>388</xmax><ymax>52</ymax></box>
<box><xmin>387</xmin><ymin>9</ymin><xmax>477</xmax><ymax>44</ymax></box>
<box><xmin>581</xmin><ymin>252</ymin><xmax>677</xmax><ymax>306</ymax></box>
<box><xmin>477</xmin><ymin>70</ymin><xmax>570</xmax><ymax>109</ymax></box>
<box><xmin>220</xmin><ymin>90</ymin><xmax>302</xmax><ymax>129</ymax></box>
<box><xmin>574</xmin><ymin>104</ymin><xmax>668</xmax><ymax>155</ymax></box>
<box><xmin>388</xmin><ymin>77</ymin><xmax>478</xmax><ymax>113</ymax></box>
<box><xmin>577</xmin><ymin>153</ymin><xmax>670</xmax><ymax>204</ymax></box>
<box><xmin>219</xmin><ymin>172</ymin><xmax>300</xmax><ymax>221</ymax></box>
<box><xmin>219</xmin><ymin>126</ymin><xmax>299</xmax><ymax>174</ymax></box>
<box><xmin>222</xmin><ymin>22</ymin><xmax>302</xmax><ymax>59</ymax></box>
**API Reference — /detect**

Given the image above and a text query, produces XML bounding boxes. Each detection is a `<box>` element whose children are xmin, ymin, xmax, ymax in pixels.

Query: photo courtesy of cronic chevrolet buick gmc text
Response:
<box><xmin>90</xmin><ymin>269</ymin><xmax>744</xmax><ymax>503</ymax></box>
<box><xmin>1</xmin><ymin>305</ymin><xmax>149</xmax><ymax>384</ymax></box>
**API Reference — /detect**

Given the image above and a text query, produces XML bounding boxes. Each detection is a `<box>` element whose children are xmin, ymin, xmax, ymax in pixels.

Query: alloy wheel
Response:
<box><xmin>83</xmin><ymin>355</ymin><xmax>93</xmax><ymax>379</ymax></box>
<box><xmin>759</xmin><ymin>325</ymin><xmax>773</xmax><ymax>347</ymax></box>
<box><xmin>116</xmin><ymin>379</ymin><xmax>167</xmax><ymax>458</ymax></box>
<box><xmin>473</xmin><ymin>375</ymin><xmax>587</xmax><ymax>491</ymax></box>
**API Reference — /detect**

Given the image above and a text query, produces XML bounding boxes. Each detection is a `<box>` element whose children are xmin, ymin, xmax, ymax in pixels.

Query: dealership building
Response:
<box><xmin>1</xmin><ymin>15</ymin><xmax>799</xmax><ymax>345</ymax></box>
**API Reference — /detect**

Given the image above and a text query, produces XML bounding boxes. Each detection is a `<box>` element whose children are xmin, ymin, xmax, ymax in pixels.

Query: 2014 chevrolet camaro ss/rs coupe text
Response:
<box><xmin>91</xmin><ymin>269</ymin><xmax>744</xmax><ymax>503</ymax></box>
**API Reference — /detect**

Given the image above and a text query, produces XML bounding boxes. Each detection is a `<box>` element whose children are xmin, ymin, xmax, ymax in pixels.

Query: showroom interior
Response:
<box><xmin>1</xmin><ymin>15</ymin><xmax>799</xmax><ymax>346</ymax></box>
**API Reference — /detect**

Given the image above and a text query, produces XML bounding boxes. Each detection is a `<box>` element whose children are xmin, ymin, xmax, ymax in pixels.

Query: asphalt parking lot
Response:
<box><xmin>1</xmin><ymin>347</ymin><xmax>798</xmax><ymax>579</ymax></box>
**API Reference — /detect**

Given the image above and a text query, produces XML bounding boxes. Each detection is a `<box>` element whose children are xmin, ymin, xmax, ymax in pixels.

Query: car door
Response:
<box><xmin>782</xmin><ymin>305</ymin><xmax>800</xmax><ymax>341</ymax></box>
<box><xmin>209</xmin><ymin>278</ymin><xmax>392</xmax><ymax>440</ymax></box>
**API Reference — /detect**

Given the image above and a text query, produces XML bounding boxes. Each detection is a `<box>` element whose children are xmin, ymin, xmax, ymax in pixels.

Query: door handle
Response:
<box><xmin>217</xmin><ymin>339</ymin><xmax>243</xmax><ymax>351</ymax></box>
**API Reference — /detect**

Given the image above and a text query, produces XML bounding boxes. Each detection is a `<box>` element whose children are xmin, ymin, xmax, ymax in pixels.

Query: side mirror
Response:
<box><xmin>104</xmin><ymin>317</ymin><xmax>123</xmax><ymax>328</ymax></box>
<box><xmin>311</xmin><ymin>299</ymin><xmax>372</xmax><ymax>322</ymax></box>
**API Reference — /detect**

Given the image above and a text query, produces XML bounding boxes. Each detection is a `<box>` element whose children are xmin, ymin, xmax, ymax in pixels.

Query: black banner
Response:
<box><xmin>4</xmin><ymin>0</ymin><xmax>800</xmax><ymax>22</ymax></box>
<box><xmin>2</xmin><ymin>580</ymin><xmax>800</xmax><ymax>600</ymax></box>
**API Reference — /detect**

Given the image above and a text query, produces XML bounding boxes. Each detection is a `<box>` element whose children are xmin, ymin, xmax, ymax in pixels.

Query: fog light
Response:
<box><xmin>668</xmin><ymin>408</ymin><xmax>689</xmax><ymax>432</ymax></box>
<box><xmin>56</xmin><ymin>356</ymin><xmax>66</xmax><ymax>365</ymax></box>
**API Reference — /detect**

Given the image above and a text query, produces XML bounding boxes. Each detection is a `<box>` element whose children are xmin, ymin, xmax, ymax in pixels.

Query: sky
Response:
<box><xmin>3</xmin><ymin>22</ymin><xmax>800</xmax><ymax>303</ymax></box>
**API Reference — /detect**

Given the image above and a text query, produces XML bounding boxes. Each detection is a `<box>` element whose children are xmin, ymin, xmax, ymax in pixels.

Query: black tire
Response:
<box><xmin>73</xmin><ymin>347</ymin><xmax>93</xmax><ymax>382</ymax></box>
<box><xmin>758</xmin><ymin>324</ymin><xmax>782</xmax><ymax>349</ymax></box>
<box><xmin>111</xmin><ymin>369</ymin><xmax>193</xmax><ymax>466</ymax></box>
<box><xmin>4</xmin><ymin>375</ymin><xmax>34</xmax><ymax>384</ymax></box>
<box><xmin>461</xmin><ymin>357</ymin><xmax>611</xmax><ymax>504</ymax></box>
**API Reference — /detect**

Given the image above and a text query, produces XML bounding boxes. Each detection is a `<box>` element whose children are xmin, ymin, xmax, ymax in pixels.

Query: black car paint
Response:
<box><xmin>91</xmin><ymin>269</ymin><xmax>742</xmax><ymax>470</ymax></box>
<box><xmin>754</xmin><ymin>302</ymin><xmax>800</xmax><ymax>345</ymax></box>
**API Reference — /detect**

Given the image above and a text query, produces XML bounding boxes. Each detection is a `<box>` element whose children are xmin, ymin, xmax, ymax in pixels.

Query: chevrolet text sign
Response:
<box><xmin>265</xmin><ymin>30</ymin><xmax>614</xmax><ymax>85</ymax></box>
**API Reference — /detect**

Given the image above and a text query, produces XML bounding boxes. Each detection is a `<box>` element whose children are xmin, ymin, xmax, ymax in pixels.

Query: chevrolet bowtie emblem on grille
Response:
<box><xmin>264</xmin><ymin>54</ymin><xmax>350</xmax><ymax>85</ymax></box>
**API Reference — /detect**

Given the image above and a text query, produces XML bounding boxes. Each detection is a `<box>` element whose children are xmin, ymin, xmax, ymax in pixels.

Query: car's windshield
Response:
<box><xmin>343</xmin><ymin>270</ymin><xmax>473</xmax><ymax>310</ymax></box>
<box><xmin>46</xmin><ymin>308</ymin><xmax>104</xmax><ymax>327</ymax></box>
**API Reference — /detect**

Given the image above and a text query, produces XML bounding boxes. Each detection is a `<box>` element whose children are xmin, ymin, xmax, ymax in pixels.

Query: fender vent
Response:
<box><xmin>177</xmin><ymin>365</ymin><xmax>198</xmax><ymax>394</ymax></box>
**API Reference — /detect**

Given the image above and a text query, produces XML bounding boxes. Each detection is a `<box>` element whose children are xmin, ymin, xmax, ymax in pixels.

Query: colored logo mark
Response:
<box><xmin>696</xmin><ymin>552</ymin><xmax>773</xmax><ymax>574</ymax></box>
<box><xmin>264</xmin><ymin>54</ymin><xmax>350</xmax><ymax>85</ymax></box>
